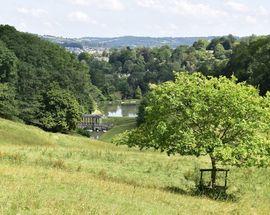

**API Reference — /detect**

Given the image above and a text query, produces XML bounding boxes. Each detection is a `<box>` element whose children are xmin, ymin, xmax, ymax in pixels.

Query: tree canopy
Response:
<box><xmin>39</xmin><ymin>87</ymin><xmax>82</xmax><ymax>132</ymax></box>
<box><xmin>114</xmin><ymin>72</ymin><xmax>270</xmax><ymax>184</ymax></box>
<box><xmin>0</xmin><ymin>83</ymin><xmax>18</xmax><ymax>120</ymax></box>
<box><xmin>225</xmin><ymin>36</ymin><xmax>270</xmax><ymax>95</ymax></box>
<box><xmin>80</xmin><ymin>36</ymin><xmax>237</xmax><ymax>100</ymax></box>
<box><xmin>0</xmin><ymin>41</ymin><xmax>18</xmax><ymax>84</ymax></box>
<box><xmin>0</xmin><ymin>25</ymin><xmax>99</xmax><ymax>131</ymax></box>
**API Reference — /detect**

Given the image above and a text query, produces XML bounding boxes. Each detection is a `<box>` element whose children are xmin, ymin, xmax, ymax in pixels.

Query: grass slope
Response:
<box><xmin>0</xmin><ymin>118</ymin><xmax>269</xmax><ymax>214</ymax></box>
<box><xmin>100</xmin><ymin>117</ymin><xmax>136</xmax><ymax>142</ymax></box>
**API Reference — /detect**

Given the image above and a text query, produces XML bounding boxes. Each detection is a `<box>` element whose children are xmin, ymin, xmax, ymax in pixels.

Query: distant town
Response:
<box><xmin>42</xmin><ymin>35</ymin><xmax>217</xmax><ymax>56</ymax></box>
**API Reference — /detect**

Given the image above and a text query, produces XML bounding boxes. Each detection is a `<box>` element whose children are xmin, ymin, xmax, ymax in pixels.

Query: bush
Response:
<box><xmin>76</xmin><ymin>128</ymin><xmax>91</xmax><ymax>138</ymax></box>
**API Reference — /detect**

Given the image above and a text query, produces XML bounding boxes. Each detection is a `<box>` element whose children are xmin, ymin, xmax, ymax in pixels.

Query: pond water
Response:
<box><xmin>100</xmin><ymin>102</ymin><xmax>138</xmax><ymax>118</ymax></box>
<box><xmin>89</xmin><ymin>102</ymin><xmax>139</xmax><ymax>139</ymax></box>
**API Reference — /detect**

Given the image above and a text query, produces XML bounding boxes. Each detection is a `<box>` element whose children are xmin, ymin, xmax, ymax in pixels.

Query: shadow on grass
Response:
<box><xmin>164</xmin><ymin>186</ymin><xmax>238</xmax><ymax>202</ymax></box>
<box><xmin>164</xmin><ymin>186</ymin><xmax>191</xmax><ymax>195</ymax></box>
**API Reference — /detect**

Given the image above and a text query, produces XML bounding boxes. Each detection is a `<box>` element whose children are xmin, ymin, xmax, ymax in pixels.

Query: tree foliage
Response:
<box><xmin>83</xmin><ymin>36</ymin><xmax>237</xmax><ymax>100</ymax></box>
<box><xmin>114</xmin><ymin>73</ymin><xmax>270</xmax><ymax>184</ymax></box>
<box><xmin>134</xmin><ymin>86</ymin><xmax>142</xmax><ymax>99</ymax></box>
<box><xmin>226</xmin><ymin>36</ymin><xmax>270</xmax><ymax>95</ymax></box>
<box><xmin>207</xmin><ymin>35</ymin><xmax>236</xmax><ymax>50</ymax></box>
<box><xmin>0</xmin><ymin>41</ymin><xmax>18</xmax><ymax>84</ymax></box>
<box><xmin>0</xmin><ymin>25</ymin><xmax>97</xmax><ymax>131</ymax></box>
<box><xmin>0</xmin><ymin>83</ymin><xmax>18</xmax><ymax>120</ymax></box>
<box><xmin>39</xmin><ymin>88</ymin><xmax>82</xmax><ymax>132</ymax></box>
<box><xmin>193</xmin><ymin>39</ymin><xmax>209</xmax><ymax>50</ymax></box>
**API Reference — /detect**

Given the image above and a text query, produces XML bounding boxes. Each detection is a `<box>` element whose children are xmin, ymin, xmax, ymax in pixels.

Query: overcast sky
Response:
<box><xmin>0</xmin><ymin>0</ymin><xmax>269</xmax><ymax>38</ymax></box>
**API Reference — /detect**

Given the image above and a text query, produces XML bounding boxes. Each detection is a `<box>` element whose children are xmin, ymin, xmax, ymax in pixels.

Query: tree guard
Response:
<box><xmin>199</xmin><ymin>169</ymin><xmax>229</xmax><ymax>191</ymax></box>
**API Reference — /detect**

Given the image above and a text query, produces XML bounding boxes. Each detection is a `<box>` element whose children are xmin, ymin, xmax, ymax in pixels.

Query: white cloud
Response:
<box><xmin>168</xmin><ymin>23</ymin><xmax>179</xmax><ymax>31</ymax></box>
<box><xmin>44</xmin><ymin>21</ymin><xmax>53</xmax><ymax>28</ymax></box>
<box><xmin>137</xmin><ymin>0</ymin><xmax>227</xmax><ymax>18</ymax></box>
<box><xmin>17</xmin><ymin>7</ymin><xmax>48</xmax><ymax>18</ymax></box>
<box><xmin>6</xmin><ymin>0</ymin><xmax>270</xmax><ymax>37</ymax></box>
<box><xmin>172</xmin><ymin>1</ymin><xmax>227</xmax><ymax>17</ymax></box>
<box><xmin>257</xmin><ymin>6</ymin><xmax>269</xmax><ymax>16</ymax></box>
<box><xmin>225</xmin><ymin>0</ymin><xmax>249</xmax><ymax>13</ymax></box>
<box><xmin>245</xmin><ymin>15</ymin><xmax>257</xmax><ymax>24</ymax></box>
<box><xmin>137</xmin><ymin>0</ymin><xmax>159</xmax><ymax>8</ymax></box>
<box><xmin>68</xmin><ymin>11</ymin><xmax>90</xmax><ymax>22</ymax></box>
<box><xmin>106</xmin><ymin>0</ymin><xmax>125</xmax><ymax>11</ymax></box>
<box><xmin>17</xmin><ymin>7</ymin><xmax>29</xmax><ymax>14</ymax></box>
<box><xmin>69</xmin><ymin>0</ymin><xmax>89</xmax><ymax>5</ymax></box>
<box><xmin>68</xmin><ymin>11</ymin><xmax>100</xmax><ymax>25</ymax></box>
<box><xmin>68</xmin><ymin>0</ymin><xmax>125</xmax><ymax>11</ymax></box>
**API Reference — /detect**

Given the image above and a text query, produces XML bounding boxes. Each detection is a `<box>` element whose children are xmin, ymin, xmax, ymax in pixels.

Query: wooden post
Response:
<box><xmin>225</xmin><ymin>170</ymin><xmax>228</xmax><ymax>188</ymax></box>
<box><xmin>200</xmin><ymin>170</ymin><xmax>203</xmax><ymax>189</ymax></box>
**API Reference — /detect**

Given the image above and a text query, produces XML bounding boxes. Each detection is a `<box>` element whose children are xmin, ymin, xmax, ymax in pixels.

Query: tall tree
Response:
<box><xmin>226</xmin><ymin>36</ymin><xmax>270</xmax><ymax>95</ymax></box>
<box><xmin>39</xmin><ymin>87</ymin><xmax>82</xmax><ymax>132</ymax></box>
<box><xmin>0</xmin><ymin>83</ymin><xmax>18</xmax><ymax>119</ymax></box>
<box><xmin>0</xmin><ymin>41</ymin><xmax>18</xmax><ymax>84</ymax></box>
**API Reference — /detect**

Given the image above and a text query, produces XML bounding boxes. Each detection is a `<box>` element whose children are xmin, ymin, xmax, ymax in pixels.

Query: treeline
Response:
<box><xmin>0</xmin><ymin>25</ymin><xmax>102</xmax><ymax>132</ymax></box>
<box><xmin>225</xmin><ymin>36</ymin><xmax>270</xmax><ymax>96</ymax></box>
<box><xmin>81</xmin><ymin>34</ymin><xmax>270</xmax><ymax>100</ymax></box>
<box><xmin>79</xmin><ymin>35</ymin><xmax>236</xmax><ymax>99</ymax></box>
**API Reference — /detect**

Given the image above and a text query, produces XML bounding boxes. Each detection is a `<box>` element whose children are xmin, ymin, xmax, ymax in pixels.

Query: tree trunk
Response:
<box><xmin>210</xmin><ymin>156</ymin><xmax>217</xmax><ymax>188</ymax></box>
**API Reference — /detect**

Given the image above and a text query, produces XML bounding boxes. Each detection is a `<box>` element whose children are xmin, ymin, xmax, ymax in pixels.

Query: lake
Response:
<box><xmin>90</xmin><ymin>101</ymin><xmax>139</xmax><ymax>139</ymax></box>
<box><xmin>100</xmin><ymin>102</ymin><xmax>139</xmax><ymax>118</ymax></box>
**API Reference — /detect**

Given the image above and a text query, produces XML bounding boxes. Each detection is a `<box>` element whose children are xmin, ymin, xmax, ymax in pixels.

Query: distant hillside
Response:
<box><xmin>42</xmin><ymin>35</ymin><xmax>217</xmax><ymax>51</ymax></box>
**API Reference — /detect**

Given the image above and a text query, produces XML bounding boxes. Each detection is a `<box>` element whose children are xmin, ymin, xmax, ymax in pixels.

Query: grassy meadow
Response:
<box><xmin>0</xmin><ymin>118</ymin><xmax>269</xmax><ymax>214</ymax></box>
<box><xmin>100</xmin><ymin>117</ymin><xmax>137</xmax><ymax>142</ymax></box>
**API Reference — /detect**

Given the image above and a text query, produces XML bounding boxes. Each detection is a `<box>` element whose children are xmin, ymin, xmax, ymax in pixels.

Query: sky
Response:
<box><xmin>0</xmin><ymin>0</ymin><xmax>269</xmax><ymax>38</ymax></box>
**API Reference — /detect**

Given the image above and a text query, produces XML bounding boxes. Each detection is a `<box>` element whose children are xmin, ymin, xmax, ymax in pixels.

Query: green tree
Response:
<box><xmin>207</xmin><ymin>35</ymin><xmax>236</xmax><ymax>50</ymax></box>
<box><xmin>214</xmin><ymin>43</ymin><xmax>226</xmax><ymax>59</ymax></box>
<box><xmin>0</xmin><ymin>41</ymin><xmax>18</xmax><ymax>84</ymax></box>
<box><xmin>226</xmin><ymin>36</ymin><xmax>270</xmax><ymax>95</ymax></box>
<box><xmin>16</xmin><ymin>62</ymin><xmax>44</xmax><ymax>123</ymax></box>
<box><xmin>39</xmin><ymin>88</ymin><xmax>82</xmax><ymax>132</ymax></box>
<box><xmin>0</xmin><ymin>25</ymin><xmax>95</xmax><ymax>126</ymax></box>
<box><xmin>114</xmin><ymin>72</ymin><xmax>270</xmax><ymax>187</ymax></box>
<box><xmin>0</xmin><ymin>83</ymin><xmax>18</xmax><ymax>119</ymax></box>
<box><xmin>134</xmin><ymin>86</ymin><xmax>142</xmax><ymax>99</ymax></box>
<box><xmin>193</xmin><ymin>39</ymin><xmax>209</xmax><ymax>50</ymax></box>
<box><xmin>136</xmin><ymin>97</ymin><xmax>149</xmax><ymax>126</ymax></box>
<box><xmin>78</xmin><ymin>52</ymin><xmax>93</xmax><ymax>62</ymax></box>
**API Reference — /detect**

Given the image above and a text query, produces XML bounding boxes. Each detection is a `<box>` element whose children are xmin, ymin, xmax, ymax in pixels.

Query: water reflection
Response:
<box><xmin>89</xmin><ymin>102</ymin><xmax>139</xmax><ymax>139</ymax></box>
<box><xmin>101</xmin><ymin>102</ymin><xmax>138</xmax><ymax>118</ymax></box>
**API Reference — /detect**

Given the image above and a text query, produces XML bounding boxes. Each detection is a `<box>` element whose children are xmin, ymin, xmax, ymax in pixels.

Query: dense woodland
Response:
<box><xmin>82</xmin><ymin>34</ymin><xmax>270</xmax><ymax>99</ymax></box>
<box><xmin>80</xmin><ymin>36</ymin><xmax>234</xmax><ymax>100</ymax></box>
<box><xmin>1</xmin><ymin>24</ymin><xmax>270</xmax><ymax>132</ymax></box>
<box><xmin>0</xmin><ymin>25</ymin><xmax>102</xmax><ymax>132</ymax></box>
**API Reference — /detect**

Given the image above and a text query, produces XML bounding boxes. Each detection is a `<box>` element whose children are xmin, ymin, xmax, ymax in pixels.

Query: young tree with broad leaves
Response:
<box><xmin>114</xmin><ymin>72</ymin><xmax>270</xmax><ymax>187</ymax></box>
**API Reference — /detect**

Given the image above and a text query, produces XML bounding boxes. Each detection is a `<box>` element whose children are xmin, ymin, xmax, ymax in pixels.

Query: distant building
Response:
<box><xmin>78</xmin><ymin>114</ymin><xmax>112</xmax><ymax>131</ymax></box>
<box><xmin>94</xmin><ymin>56</ymin><xmax>109</xmax><ymax>62</ymax></box>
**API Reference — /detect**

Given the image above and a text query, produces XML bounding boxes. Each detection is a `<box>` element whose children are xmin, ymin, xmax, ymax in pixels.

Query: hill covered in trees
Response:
<box><xmin>42</xmin><ymin>35</ymin><xmax>217</xmax><ymax>50</ymax></box>
<box><xmin>0</xmin><ymin>25</ymin><xmax>103</xmax><ymax>132</ymax></box>
<box><xmin>78</xmin><ymin>34</ymin><xmax>270</xmax><ymax>100</ymax></box>
<box><xmin>79</xmin><ymin>35</ymin><xmax>237</xmax><ymax>100</ymax></box>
